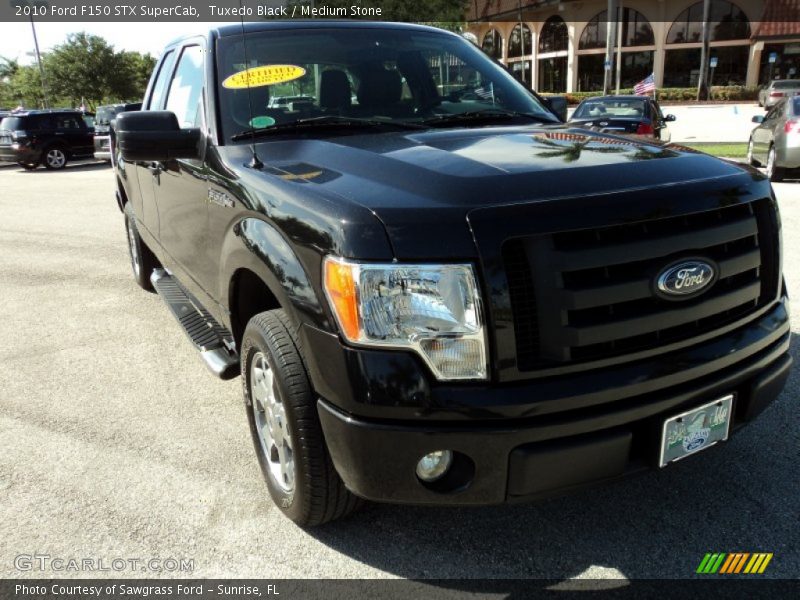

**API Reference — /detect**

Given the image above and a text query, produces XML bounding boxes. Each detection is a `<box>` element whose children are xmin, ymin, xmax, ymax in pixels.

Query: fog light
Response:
<box><xmin>416</xmin><ymin>450</ymin><xmax>453</xmax><ymax>482</ymax></box>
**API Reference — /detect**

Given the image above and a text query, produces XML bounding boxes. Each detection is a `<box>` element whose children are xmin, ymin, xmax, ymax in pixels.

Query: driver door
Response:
<box><xmin>153</xmin><ymin>42</ymin><xmax>211</xmax><ymax>303</ymax></box>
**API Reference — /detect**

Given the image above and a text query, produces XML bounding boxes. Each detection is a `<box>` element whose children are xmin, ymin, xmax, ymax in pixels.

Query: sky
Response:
<box><xmin>0</xmin><ymin>22</ymin><xmax>219</xmax><ymax>63</ymax></box>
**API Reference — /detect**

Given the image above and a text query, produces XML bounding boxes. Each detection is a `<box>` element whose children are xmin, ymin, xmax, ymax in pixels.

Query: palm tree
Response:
<box><xmin>0</xmin><ymin>56</ymin><xmax>19</xmax><ymax>79</ymax></box>
<box><xmin>533</xmin><ymin>135</ymin><xmax>627</xmax><ymax>163</ymax></box>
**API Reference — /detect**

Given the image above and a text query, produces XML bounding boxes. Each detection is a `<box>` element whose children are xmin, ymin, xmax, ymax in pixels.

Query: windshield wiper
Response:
<box><xmin>231</xmin><ymin>115</ymin><xmax>426</xmax><ymax>141</ymax></box>
<box><xmin>422</xmin><ymin>109</ymin><xmax>552</xmax><ymax>127</ymax></box>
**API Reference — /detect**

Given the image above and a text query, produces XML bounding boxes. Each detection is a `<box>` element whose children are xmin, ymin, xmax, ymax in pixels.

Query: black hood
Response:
<box><xmin>220</xmin><ymin>125</ymin><xmax>762</xmax><ymax>259</ymax></box>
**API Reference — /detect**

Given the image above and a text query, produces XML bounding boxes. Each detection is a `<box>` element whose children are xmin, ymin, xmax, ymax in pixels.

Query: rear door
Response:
<box><xmin>55</xmin><ymin>113</ymin><xmax>92</xmax><ymax>157</ymax></box>
<box><xmin>754</xmin><ymin>102</ymin><xmax>782</xmax><ymax>159</ymax></box>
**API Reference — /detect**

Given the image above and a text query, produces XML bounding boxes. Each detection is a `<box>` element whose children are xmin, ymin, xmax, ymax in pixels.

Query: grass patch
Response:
<box><xmin>683</xmin><ymin>143</ymin><xmax>748</xmax><ymax>158</ymax></box>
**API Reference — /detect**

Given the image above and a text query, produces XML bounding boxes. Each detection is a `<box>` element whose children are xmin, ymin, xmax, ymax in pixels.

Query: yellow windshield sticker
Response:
<box><xmin>222</xmin><ymin>65</ymin><xmax>306</xmax><ymax>89</ymax></box>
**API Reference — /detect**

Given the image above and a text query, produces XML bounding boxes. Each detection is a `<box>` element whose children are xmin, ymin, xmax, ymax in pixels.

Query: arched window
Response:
<box><xmin>539</xmin><ymin>16</ymin><xmax>568</xmax><ymax>54</ymax></box>
<box><xmin>580</xmin><ymin>8</ymin><xmax>655</xmax><ymax>50</ymax></box>
<box><xmin>481</xmin><ymin>29</ymin><xmax>503</xmax><ymax>60</ymax></box>
<box><xmin>507</xmin><ymin>23</ymin><xmax>532</xmax><ymax>59</ymax></box>
<box><xmin>664</xmin><ymin>1</ymin><xmax>751</xmax><ymax>87</ymax></box>
<box><xmin>667</xmin><ymin>0</ymin><xmax>750</xmax><ymax>44</ymax></box>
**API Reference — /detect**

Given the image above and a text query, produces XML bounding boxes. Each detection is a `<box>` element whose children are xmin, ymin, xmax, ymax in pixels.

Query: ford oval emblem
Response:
<box><xmin>656</xmin><ymin>259</ymin><xmax>716</xmax><ymax>299</ymax></box>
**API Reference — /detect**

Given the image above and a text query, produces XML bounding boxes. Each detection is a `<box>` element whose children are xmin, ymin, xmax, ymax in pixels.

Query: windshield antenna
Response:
<box><xmin>238</xmin><ymin>0</ymin><xmax>263</xmax><ymax>169</ymax></box>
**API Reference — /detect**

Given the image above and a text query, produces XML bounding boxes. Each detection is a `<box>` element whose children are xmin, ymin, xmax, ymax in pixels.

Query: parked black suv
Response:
<box><xmin>94</xmin><ymin>102</ymin><xmax>141</xmax><ymax>162</ymax></box>
<box><xmin>114</xmin><ymin>22</ymin><xmax>791</xmax><ymax>526</ymax></box>
<box><xmin>0</xmin><ymin>109</ymin><xmax>94</xmax><ymax>169</ymax></box>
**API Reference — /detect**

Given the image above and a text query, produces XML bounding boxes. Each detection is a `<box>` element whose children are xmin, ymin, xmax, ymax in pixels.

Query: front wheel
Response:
<box><xmin>241</xmin><ymin>309</ymin><xmax>362</xmax><ymax>526</ymax></box>
<box><xmin>766</xmin><ymin>146</ymin><xmax>785</xmax><ymax>182</ymax></box>
<box><xmin>43</xmin><ymin>146</ymin><xmax>67</xmax><ymax>170</ymax></box>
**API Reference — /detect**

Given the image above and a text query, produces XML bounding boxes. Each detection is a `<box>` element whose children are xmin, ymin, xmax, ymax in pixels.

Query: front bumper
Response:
<box><xmin>313</xmin><ymin>299</ymin><xmax>791</xmax><ymax>505</ymax></box>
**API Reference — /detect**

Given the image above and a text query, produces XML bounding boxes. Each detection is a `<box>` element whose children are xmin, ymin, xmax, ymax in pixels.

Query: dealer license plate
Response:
<box><xmin>659</xmin><ymin>395</ymin><xmax>733</xmax><ymax>467</ymax></box>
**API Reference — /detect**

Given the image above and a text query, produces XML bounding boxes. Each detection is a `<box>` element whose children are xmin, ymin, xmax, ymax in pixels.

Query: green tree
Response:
<box><xmin>4</xmin><ymin>34</ymin><xmax>157</xmax><ymax>110</ymax></box>
<box><xmin>108</xmin><ymin>51</ymin><xmax>156</xmax><ymax>103</ymax></box>
<box><xmin>0</xmin><ymin>56</ymin><xmax>19</xmax><ymax>79</ymax></box>
<box><xmin>0</xmin><ymin>56</ymin><xmax>21</xmax><ymax>107</ymax></box>
<box><xmin>45</xmin><ymin>32</ymin><xmax>118</xmax><ymax>109</ymax></box>
<box><xmin>3</xmin><ymin>64</ymin><xmax>45</xmax><ymax>108</ymax></box>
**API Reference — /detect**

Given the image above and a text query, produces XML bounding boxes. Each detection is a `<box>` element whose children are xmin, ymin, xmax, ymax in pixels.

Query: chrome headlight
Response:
<box><xmin>323</xmin><ymin>257</ymin><xmax>487</xmax><ymax>380</ymax></box>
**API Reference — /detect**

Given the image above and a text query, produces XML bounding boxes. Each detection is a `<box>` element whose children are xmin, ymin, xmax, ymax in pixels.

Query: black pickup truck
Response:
<box><xmin>114</xmin><ymin>21</ymin><xmax>791</xmax><ymax>526</ymax></box>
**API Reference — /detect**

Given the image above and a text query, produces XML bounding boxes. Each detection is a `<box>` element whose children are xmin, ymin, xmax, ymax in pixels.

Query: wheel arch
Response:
<box><xmin>221</xmin><ymin>217</ymin><xmax>330</xmax><ymax>349</ymax></box>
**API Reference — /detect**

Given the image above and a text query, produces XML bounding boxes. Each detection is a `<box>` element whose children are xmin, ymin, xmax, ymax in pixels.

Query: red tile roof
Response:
<box><xmin>468</xmin><ymin>0</ymin><xmax>556</xmax><ymax>21</ymax></box>
<box><xmin>753</xmin><ymin>0</ymin><xmax>800</xmax><ymax>38</ymax></box>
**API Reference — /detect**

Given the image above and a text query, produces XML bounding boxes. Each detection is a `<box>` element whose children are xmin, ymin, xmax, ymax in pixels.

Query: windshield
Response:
<box><xmin>773</xmin><ymin>80</ymin><xmax>800</xmax><ymax>89</ymax></box>
<box><xmin>572</xmin><ymin>98</ymin><xmax>647</xmax><ymax>119</ymax></box>
<box><xmin>95</xmin><ymin>106</ymin><xmax>120</xmax><ymax>126</ymax></box>
<box><xmin>216</xmin><ymin>27</ymin><xmax>554</xmax><ymax>141</ymax></box>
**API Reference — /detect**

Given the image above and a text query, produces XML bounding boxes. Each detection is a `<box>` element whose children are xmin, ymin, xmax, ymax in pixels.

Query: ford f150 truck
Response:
<box><xmin>114</xmin><ymin>21</ymin><xmax>791</xmax><ymax>526</ymax></box>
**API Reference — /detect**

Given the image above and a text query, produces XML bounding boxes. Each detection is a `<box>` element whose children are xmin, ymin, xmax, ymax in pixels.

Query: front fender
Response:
<box><xmin>219</xmin><ymin>217</ymin><xmax>329</xmax><ymax>331</ymax></box>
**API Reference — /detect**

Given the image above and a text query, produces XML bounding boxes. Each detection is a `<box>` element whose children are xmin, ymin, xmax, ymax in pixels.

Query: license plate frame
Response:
<box><xmin>659</xmin><ymin>395</ymin><xmax>734</xmax><ymax>468</ymax></box>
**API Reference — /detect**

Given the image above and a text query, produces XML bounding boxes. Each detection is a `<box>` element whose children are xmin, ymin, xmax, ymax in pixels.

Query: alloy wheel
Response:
<box><xmin>46</xmin><ymin>148</ymin><xmax>66</xmax><ymax>169</ymax></box>
<box><xmin>250</xmin><ymin>352</ymin><xmax>295</xmax><ymax>493</ymax></box>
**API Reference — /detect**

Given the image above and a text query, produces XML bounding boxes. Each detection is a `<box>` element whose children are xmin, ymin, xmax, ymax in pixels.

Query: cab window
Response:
<box><xmin>165</xmin><ymin>45</ymin><xmax>205</xmax><ymax>128</ymax></box>
<box><xmin>148</xmin><ymin>50</ymin><xmax>177</xmax><ymax>110</ymax></box>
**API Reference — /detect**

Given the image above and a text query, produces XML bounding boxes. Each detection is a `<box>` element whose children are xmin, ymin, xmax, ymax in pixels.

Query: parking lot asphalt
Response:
<box><xmin>0</xmin><ymin>161</ymin><xmax>797</xmax><ymax>583</ymax></box>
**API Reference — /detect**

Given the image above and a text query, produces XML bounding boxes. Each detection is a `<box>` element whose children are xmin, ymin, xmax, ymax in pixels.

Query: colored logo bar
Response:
<box><xmin>696</xmin><ymin>553</ymin><xmax>773</xmax><ymax>574</ymax></box>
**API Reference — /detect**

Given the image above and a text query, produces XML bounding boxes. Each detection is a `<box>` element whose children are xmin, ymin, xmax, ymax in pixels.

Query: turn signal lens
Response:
<box><xmin>323</xmin><ymin>258</ymin><xmax>360</xmax><ymax>341</ymax></box>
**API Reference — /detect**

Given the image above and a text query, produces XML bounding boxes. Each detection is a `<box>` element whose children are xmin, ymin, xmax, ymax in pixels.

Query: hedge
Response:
<box><xmin>541</xmin><ymin>86</ymin><xmax>760</xmax><ymax>105</ymax></box>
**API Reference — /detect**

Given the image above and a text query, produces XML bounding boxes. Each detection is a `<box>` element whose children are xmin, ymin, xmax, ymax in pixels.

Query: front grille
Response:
<box><xmin>505</xmin><ymin>199</ymin><xmax>780</xmax><ymax>371</ymax></box>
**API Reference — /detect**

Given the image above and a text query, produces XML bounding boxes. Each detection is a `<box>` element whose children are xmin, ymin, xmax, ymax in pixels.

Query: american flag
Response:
<box><xmin>474</xmin><ymin>81</ymin><xmax>494</xmax><ymax>101</ymax></box>
<box><xmin>634</xmin><ymin>73</ymin><xmax>656</xmax><ymax>95</ymax></box>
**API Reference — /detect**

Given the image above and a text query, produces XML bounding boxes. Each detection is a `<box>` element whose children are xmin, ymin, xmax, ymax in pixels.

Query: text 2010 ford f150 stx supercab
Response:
<box><xmin>114</xmin><ymin>21</ymin><xmax>791</xmax><ymax>526</ymax></box>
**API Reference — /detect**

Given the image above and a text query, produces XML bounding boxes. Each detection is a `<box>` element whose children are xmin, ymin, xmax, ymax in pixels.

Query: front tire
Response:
<box><xmin>123</xmin><ymin>203</ymin><xmax>158</xmax><ymax>291</ymax></box>
<box><xmin>766</xmin><ymin>145</ymin><xmax>785</xmax><ymax>182</ymax></box>
<box><xmin>43</xmin><ymin>146</ymin><xmax>68</xmax><ymax>170</ymax></box>
<box><xmin>241</xmin><ymin>309</ymin><xmax>361</xmax><ymax>526</ymax></box>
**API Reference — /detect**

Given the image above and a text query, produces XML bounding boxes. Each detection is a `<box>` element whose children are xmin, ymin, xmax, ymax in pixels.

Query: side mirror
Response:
<box><xmin>664</xmin><ymin>114</ymin><xmax>677</xmax><ymax>122</ymax></box>
<box><xmin>115</xmin><ymin>111</ymin><xmax>200</xmax><ymax>162</ymax></box>
<box><xmin>751</xmin><ymin>115</ymin><xmax>765</xmax><ymax>124</ymax></box>
<box><xmin>546</xmin><ymin>96</ymin><xmax>568</xmax><ymax>122</ymax></box>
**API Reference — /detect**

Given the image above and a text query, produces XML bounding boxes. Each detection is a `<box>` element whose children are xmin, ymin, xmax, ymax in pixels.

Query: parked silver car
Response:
<box><xmin>758</xmin><ymin>79</ymin><xmax>800</xmax><ymax>108</ymax></box>
<box><xmin>748</xmin><ymin>97</ymin><xmax>800</xmax><ymax>181</ymax></box>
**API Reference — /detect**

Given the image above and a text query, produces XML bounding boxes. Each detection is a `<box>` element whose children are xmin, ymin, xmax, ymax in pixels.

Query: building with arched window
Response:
<box><xmin>538</xmin><ymin>16</ymin><xmax>569</xmax><ymax>92</ymax></box>
<box><xmin>506</xmin><ymin>23</ymin><xmax>533</xmax><ymax>84</ymax></box>
<box><xmin>467</xmin><ymin>0</ymin><xmax>799</xmax><ymax>93</ymax></box>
